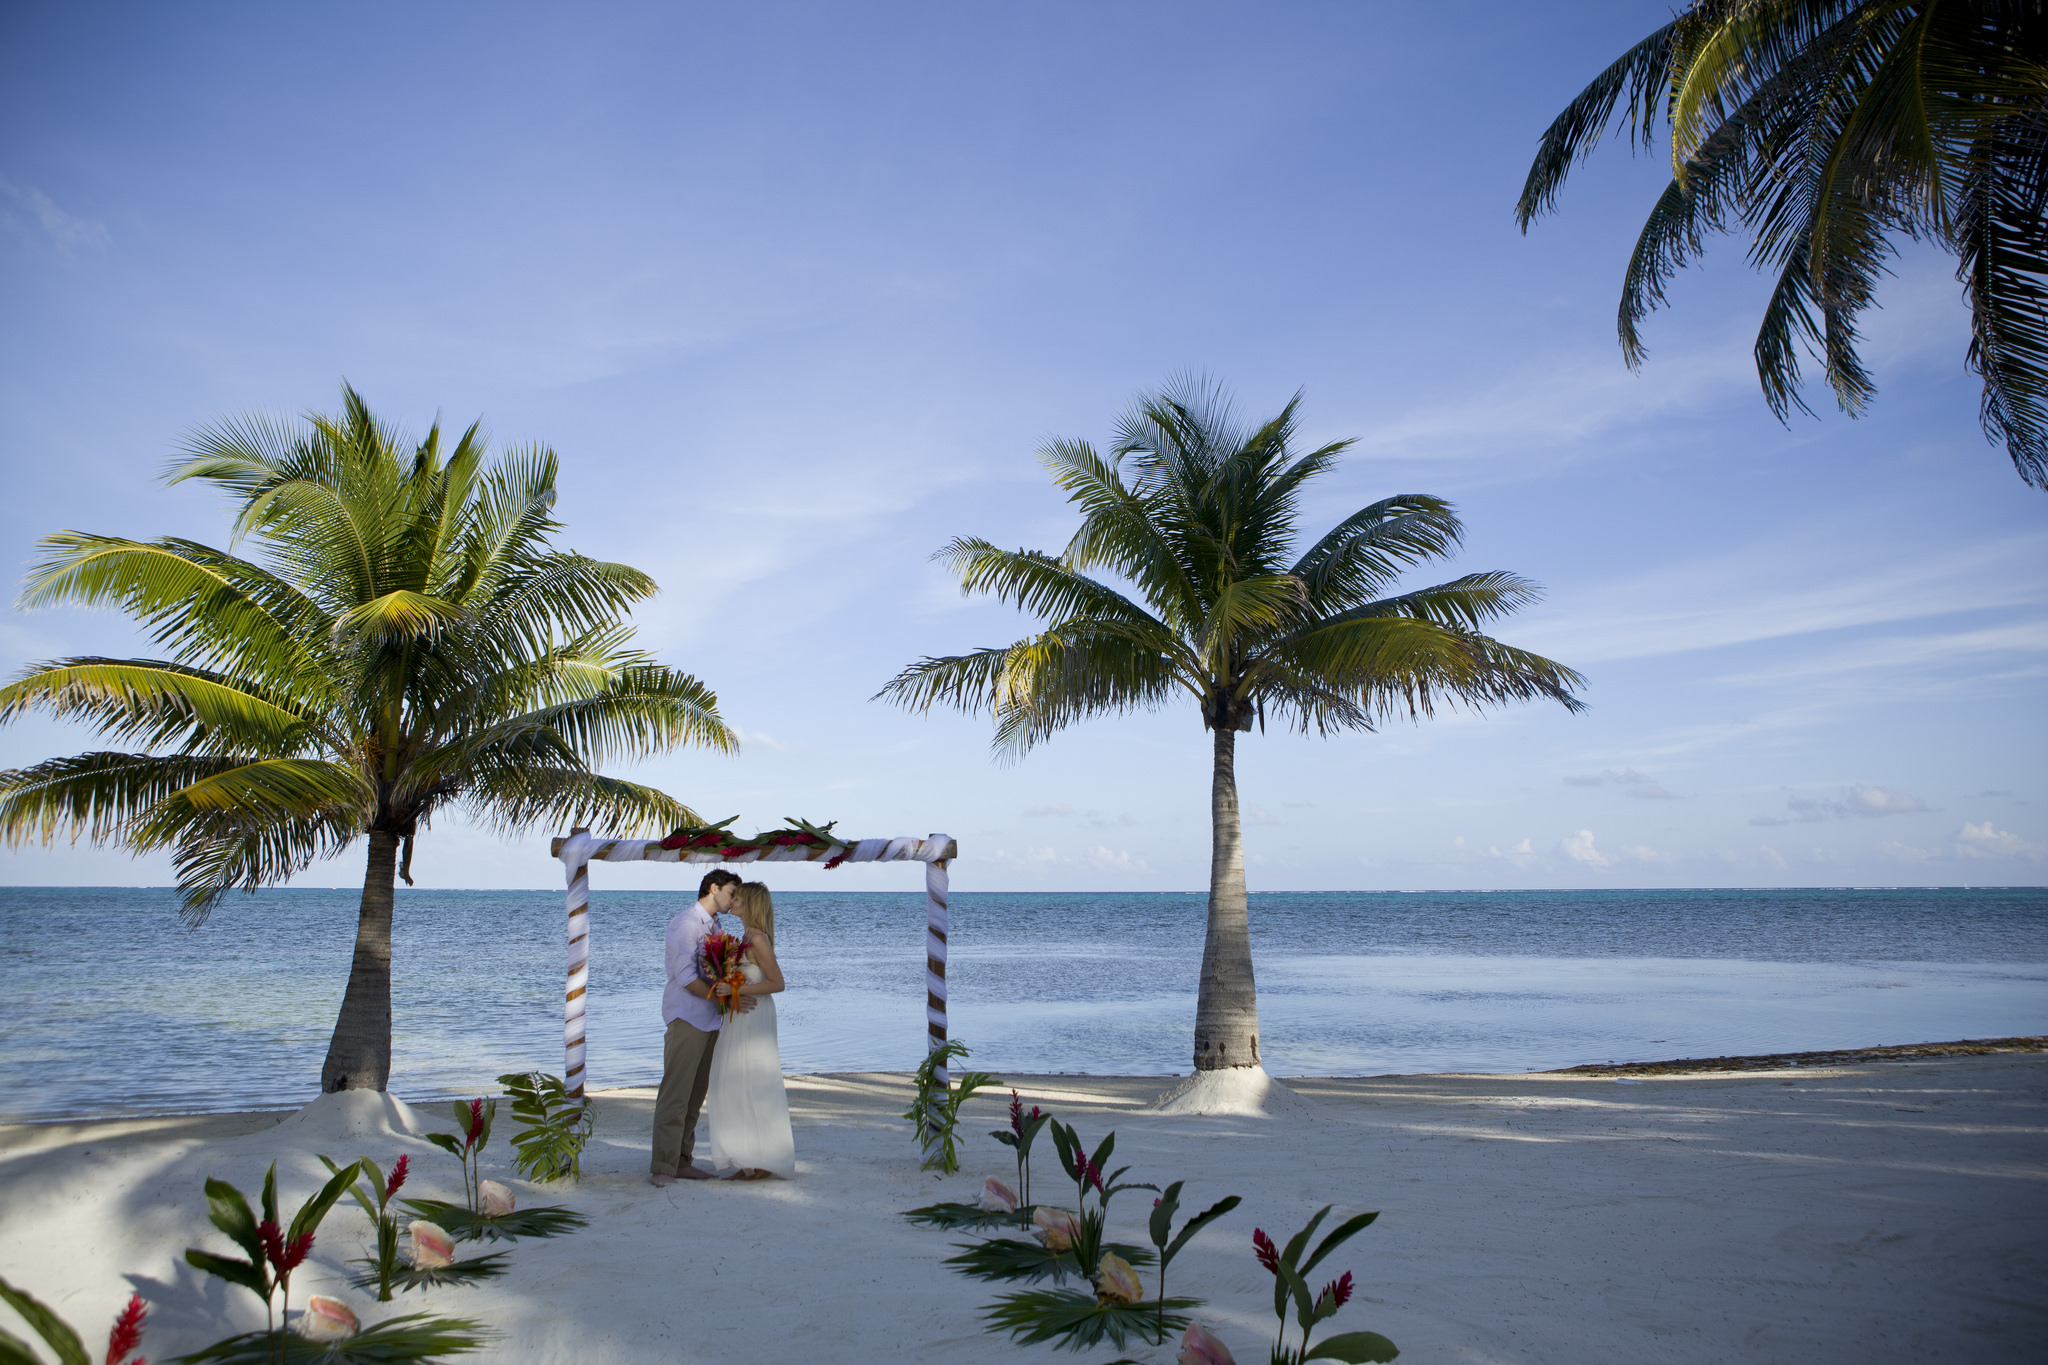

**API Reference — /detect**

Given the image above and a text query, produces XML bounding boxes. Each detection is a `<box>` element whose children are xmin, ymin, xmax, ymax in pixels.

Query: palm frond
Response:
<box><xmin>1290</xmin><ymin>495</ymin><xmax>1463</xmax><ymax>610</ymax></box>
<box><xmin>1955</xmin><ymin>106</ymin><xmax>2048</xmax><ymax>484</ymax></box>
<box><xmin>0</xmin><ymin>751</ymin><xmax>242</xmax><ymax>847</ymax></box>
<box><xmin>1517</xmin><ymin>16</ymin><xmax>1684</xmax><ymax>227</ymax></box>
<box><xmin>460</xmin><ymin>769</ymin><xmax>698</xmax><ymax>838</ymax></box>
<box><xmin>0</xmin><ymin>658</ymin><xmax>322</xmax><ymax>755</ymax></box>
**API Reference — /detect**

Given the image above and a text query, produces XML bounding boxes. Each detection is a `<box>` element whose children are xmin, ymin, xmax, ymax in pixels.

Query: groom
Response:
<box><xmin>651</xmin><ymin>867</ymin><xmax>755</xmax><ymax>1186</ymax></box>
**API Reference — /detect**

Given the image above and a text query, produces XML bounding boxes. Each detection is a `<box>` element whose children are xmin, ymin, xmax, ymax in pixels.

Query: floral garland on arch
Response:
<box><xmin>658</xmin><ymin>816</ymin><xmax>845</xmax><ymax>863</ymax></box>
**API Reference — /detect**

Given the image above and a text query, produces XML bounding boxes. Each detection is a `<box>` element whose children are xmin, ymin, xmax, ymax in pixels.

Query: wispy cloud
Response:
<box><xmin>1564</xmin><ymin>768</ymin><xmax>1677</xmax><ymax>799</ymax></box>
<box><xmin>1510</xmin><ymin>531</ymin><xmax>2048</xmax><ymax>665</ymax></box>
<box><xmin>0</xmin><ymin>177</ymin><xmax>109</xmax><ymax>251</ymax></box>
<box><xmin>1750</xmin><ymin>784</ymin><xmax>1932</xmax><ymax>826</ymax></box>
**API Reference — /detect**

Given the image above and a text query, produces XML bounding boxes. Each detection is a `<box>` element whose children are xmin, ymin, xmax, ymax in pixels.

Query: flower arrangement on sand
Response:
<box><xmin>899</xmin><ymin>1092</ymin><xmax>1399</xmax><ymax>1363</ymax></box>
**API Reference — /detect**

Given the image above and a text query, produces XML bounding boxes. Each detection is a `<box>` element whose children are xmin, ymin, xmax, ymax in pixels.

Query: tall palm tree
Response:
<box><xmin>1518</xmin><ymin>0</ymin><xmax>2048</xmax><ymax>486</ymax></box>
<box><xmin>0</xmin><ymin>387</ymin><xmax>735</xmax><ymax>1092</ymax></box>
<box><xmin>879</xmin><ymin>380</ymin><xmax>1585</xmax><ymax>1073</ymax></box>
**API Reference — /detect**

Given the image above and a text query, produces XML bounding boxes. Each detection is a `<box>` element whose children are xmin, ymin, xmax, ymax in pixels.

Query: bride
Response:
<box><xmin>707</xmin><ymin>880</ymin><xmax>795</xmax><ymax>1179</ymax></box>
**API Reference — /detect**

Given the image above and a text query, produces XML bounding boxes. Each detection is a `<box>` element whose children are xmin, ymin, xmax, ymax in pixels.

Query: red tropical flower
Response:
<box><xmin>1009</xmin><ymin>1091</ymin><xmax>1024</xmax><ymax>1136</ymax></box>
<box><xmin>464</xmin><ymin>1098</ymin><xmax>485</xmax><ymax>1146</ymax></box>
<box><xmin>280</xmin><ymin>1231</ymin><xmax>314</xmax><ymax>1273</ymax></box>
<box><xmin>257</xmin><ymin>1219</ymin><xmax>286</xmax><ymax>1270</ymax></box>
<box><xmin>386</xmin><ymin>1153</ymin><xmax>409</xmax><ymax>1199</ymax></box>
<box><xmin>1081</xmin><ymin>1156</ymin><xmax>1105</xmax><ymax>1195</ymax></box>
<box><xmin>1318</xmin><ymin>1270</ymin><xmax>1354</xmax><ymax>1312</ymax></box>
<box><xmin>1253</xmin><ymin>1228</ymin><xmax>1279</xmax><ymax>1276</ymax></box>
<box><xmin>105</xmin><ymin>1292</ymin><xmax>147</xmax><ymax>1365</ymax></box>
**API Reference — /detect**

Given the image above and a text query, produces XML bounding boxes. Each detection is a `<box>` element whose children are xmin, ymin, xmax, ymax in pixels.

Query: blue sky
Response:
<box><xmin>2</xmin><ymin>1</ymin><xmax>2042</xmax><ymax>895</ymax></box>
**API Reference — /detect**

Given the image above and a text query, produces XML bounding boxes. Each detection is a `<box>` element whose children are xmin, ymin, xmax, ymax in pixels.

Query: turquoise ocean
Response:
<box><xmin>3</xmin><ymin>885</ymin><xmax>2044</xmax><ymax>1122</ymax></box>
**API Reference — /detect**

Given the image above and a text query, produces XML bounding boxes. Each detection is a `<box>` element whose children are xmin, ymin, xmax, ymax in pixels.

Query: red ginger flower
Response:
<box><xmin>387</xmin><ymin>1153</ymin><xmax>409</xmax><ymax>1199</ymax></box>
<box><xmin>105</xmin><ymin>1292</ymin><xmax>146</xmax><ymax>1365</ymax></box>
<box><xmin>1009</xmin><ymin>1091</ymin><xmax>1023</xmax><ymax>1133</ymax></box>
<box><xmin>1318</xmin><ymin>1270</ymin><xmax>1354</xmax><ymax>1312</ymax></box>
<box><xmin>257</xmin><ymin>1220</ymin><xmax>285</xmax><ymax>1269</ymax></box>
<box><xmin>1253</xmin><ymin>1228</ymin><xmax>1279</xmax><ymax>1276</ymax></box>
<box><xmin>280</xmin><ymin>1231</ymin><xmax>314</xmax><ymax>1273</ymax></box>
<box><xmin>464</xmin><ymin>1098</ymin><xmax>485</xmax><ymax>1146</ymax></box>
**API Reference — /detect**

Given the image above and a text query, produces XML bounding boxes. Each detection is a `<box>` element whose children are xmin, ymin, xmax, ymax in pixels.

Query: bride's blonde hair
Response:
<box><xmin>736</xmin><ymin>882</ymin><xmax>774</xmax><ymax>943</ymax></box>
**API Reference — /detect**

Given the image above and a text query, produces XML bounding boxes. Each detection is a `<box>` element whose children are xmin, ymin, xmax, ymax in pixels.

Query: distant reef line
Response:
<box><xmin>1552</xmin><ymin>1037</ymin><xmax>2047</xmax><ymax>1076</ymax></box>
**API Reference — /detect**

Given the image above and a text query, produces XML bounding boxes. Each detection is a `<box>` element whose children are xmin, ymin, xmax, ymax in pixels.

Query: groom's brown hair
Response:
<box><xmin>698</xmin><ymin>867</ymin><xmax>743</xmax><ymax>899</ymax></box>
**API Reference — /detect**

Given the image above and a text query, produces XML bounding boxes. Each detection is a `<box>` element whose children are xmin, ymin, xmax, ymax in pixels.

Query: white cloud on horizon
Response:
<box><xmin>1562</xmin><ymin>829</ymin><xmax>1610</xmax><ymax>867</ymax></box>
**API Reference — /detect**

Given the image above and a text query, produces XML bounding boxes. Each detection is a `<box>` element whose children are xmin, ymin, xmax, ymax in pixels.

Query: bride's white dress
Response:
<box><xmin>706</xmin><ymin>959</ymin><xmax>796</xmax><ymax>1177</ymax></box>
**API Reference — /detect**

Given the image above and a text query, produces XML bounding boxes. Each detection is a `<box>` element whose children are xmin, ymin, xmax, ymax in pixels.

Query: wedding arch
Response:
<box><xmin>549</xmin><ymin>828</ymin><xmax>958</xmax><ymax>1098</ymax></box>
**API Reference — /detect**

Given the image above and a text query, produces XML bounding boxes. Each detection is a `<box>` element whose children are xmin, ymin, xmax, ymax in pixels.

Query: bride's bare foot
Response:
<box><xmin>727</xmin><ymin>1167</ymin><xmax>773</xmax><ymax>1181</ymax></box>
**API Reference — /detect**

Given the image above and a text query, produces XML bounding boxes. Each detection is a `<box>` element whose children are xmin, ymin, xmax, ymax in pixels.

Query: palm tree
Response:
<box><xmin>1518</xmin><ymin>0</ymin><xmax>2048</xmax><ymax>486</ymax></box>
<box><xmin>0</xmin><ymin>386</ymin><xmax>735</xmax><ymax>1092</ymax></box>
<box><xmin>879</xmin><ymin>380</ymin><xmax>1585</xmax><ymax>1074</ymax></box>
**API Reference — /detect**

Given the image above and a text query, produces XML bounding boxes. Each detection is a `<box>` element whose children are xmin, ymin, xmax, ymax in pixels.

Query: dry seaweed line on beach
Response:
<box><xmin>1552</xmin><ymin>1036</ymin><xmax>2047</xmax><ymax>1077</ymax></box>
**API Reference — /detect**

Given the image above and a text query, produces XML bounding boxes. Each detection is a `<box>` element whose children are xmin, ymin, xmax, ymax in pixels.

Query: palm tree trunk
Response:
<box><xmin>321</xmin><ymin>829</ymin><xmax>397</xmax><ymax>1092</ymax></box>
<box><xmin>1193</xmin><ymin>723</ymin><xmax>1259</xmax><ymax>1071</ymax></box>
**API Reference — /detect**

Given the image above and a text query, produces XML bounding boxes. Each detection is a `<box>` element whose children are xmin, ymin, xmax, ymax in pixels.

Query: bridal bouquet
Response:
<box><xmin>698</xmin><ymin>930</ymin><xmax>750</xmax><ymax>1017</ymax></box>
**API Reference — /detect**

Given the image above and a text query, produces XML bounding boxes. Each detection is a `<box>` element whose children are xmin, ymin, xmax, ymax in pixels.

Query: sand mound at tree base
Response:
<box><xmin>268</xmin><ymin>1088</ymin><xmax>425</xmax><ymax>1143</ymax></box>
<box><xmin>1145</xmin><ymin>1065</ymin><xmax>1321</xmax><ymax>1117</ymax></box>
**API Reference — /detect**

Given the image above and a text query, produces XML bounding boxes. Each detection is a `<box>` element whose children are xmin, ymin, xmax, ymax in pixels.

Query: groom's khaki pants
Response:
<box><xmin>651</xmin><ymin>1018</ymin><xmax>719</xmax><ymax>1176</ymax></box>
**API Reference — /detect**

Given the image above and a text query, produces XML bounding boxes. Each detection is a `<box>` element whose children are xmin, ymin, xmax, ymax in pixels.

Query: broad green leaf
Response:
<box><xmin>1305</xmin><ymin>1330</ymin><xmax>1400</xmax><ymax>1362</ymax></box>
<box><xmin>0</xmin><ymin>1278</ymin><xmax>87</xmax><ymax>1365</ymax></box>
<box><xmin>289</xmin><ymin>1157</ymin><xmax>362</xmax><ymax>1242</ymax></box>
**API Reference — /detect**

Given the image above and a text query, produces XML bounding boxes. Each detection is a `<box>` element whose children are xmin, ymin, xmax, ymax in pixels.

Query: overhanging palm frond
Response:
<box><xmin>1522</xmin><ymin>0</ymin><xmax>2048</xmax><ymax>483</ymax></box>
<box><xmin>163</xmin><ymin>811</ymin><xmax>364</xmax><ymax>923</ymax></box>
<box><xmin>0</xmin><ymin>751</ymin><xmax>243</xmax><ymax>847</ymax></box>
<box><xmin>1517</xmin><ymin>16</ymin><xmax>1685</xmax><ymax>227</ymax></box>
<box><xmin>0</xmin><ymin>659</ymin><xmax>323</xmax><ymax>755</ymax></box>
<box><xmin>1955</xmin><ymin>106</ymin><xmax>2048</xmax><ymax>484</ymax></box>
<box><xmin>462</xmin><ymin>769</ymin><xmax>697</xmax><ymax>838</ymax></box>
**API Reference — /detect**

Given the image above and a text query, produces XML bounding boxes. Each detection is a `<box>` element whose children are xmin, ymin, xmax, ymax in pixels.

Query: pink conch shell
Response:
<box><xmin>298</xmin><ymin>1296</ymin><xmax>359</xmax><ymax>1342</ymax></box>
<box><xmin>406</xmin><ymin>1219</ymin><xmax>455</xmax><ymax>1269</ymax></box>
<box><xmin>1095</xmin><ymin>1250</ymin><xmax>1144</xmax><ymax>1305</ymax></box>
<box><xmin>479</xmin><ymin>1180</ymin><xmax>516</xmax><ymax>1217</ymax></box>
<box><xmin>1179</xmin><ymin>1320</ymin><xmax>1236</xmax><ymax>1365</ymax></box>
<box><xmin>977</xmin><ymin>1177</ymin><xmax>1019</xmax><ymax>1213</ymax></box>
<box><xmin>1032</xmin><ymin>1205</ymin><xmax>1080</xmax><ymax>1253</ymax></box>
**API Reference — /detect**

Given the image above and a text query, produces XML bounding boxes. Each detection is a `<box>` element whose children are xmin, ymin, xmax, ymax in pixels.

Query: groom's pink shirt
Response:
<box><xmin>662</xmin><ymin>901</ymin><xmax>723</xmax><ymax>1031</ymax></box>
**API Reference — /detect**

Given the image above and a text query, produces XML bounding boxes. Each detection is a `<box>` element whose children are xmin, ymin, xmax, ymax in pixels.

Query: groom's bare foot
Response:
<box><xmin>674</xmin><ymin>1164</ymin><xmax>716</xmax><ymax>1180</ymax></box>
<box><xmin>649</xmin><ymin>1173</ymin><xmax>676</xmax><ymax>1187</ymax></box>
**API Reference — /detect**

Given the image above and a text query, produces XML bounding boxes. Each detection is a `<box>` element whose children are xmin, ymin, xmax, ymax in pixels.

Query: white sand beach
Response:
<box><xmin>4</xmin><ymin>1056</ymin><xmax>2044</xmax><ymax>1364</ymax></box>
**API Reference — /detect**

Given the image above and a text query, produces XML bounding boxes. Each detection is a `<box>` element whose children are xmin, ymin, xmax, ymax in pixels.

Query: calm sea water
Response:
<box><xmin>3</xmin><ymin>885</ymin><xmax>2044</xmax><ymax>1121</ymax></box>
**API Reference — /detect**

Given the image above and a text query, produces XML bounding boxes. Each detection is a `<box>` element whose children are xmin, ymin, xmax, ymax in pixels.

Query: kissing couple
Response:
<box><xmin>649</xmin><ymin>867</ymin><xmax>796</xmax><ymax>1185</ymax></box>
